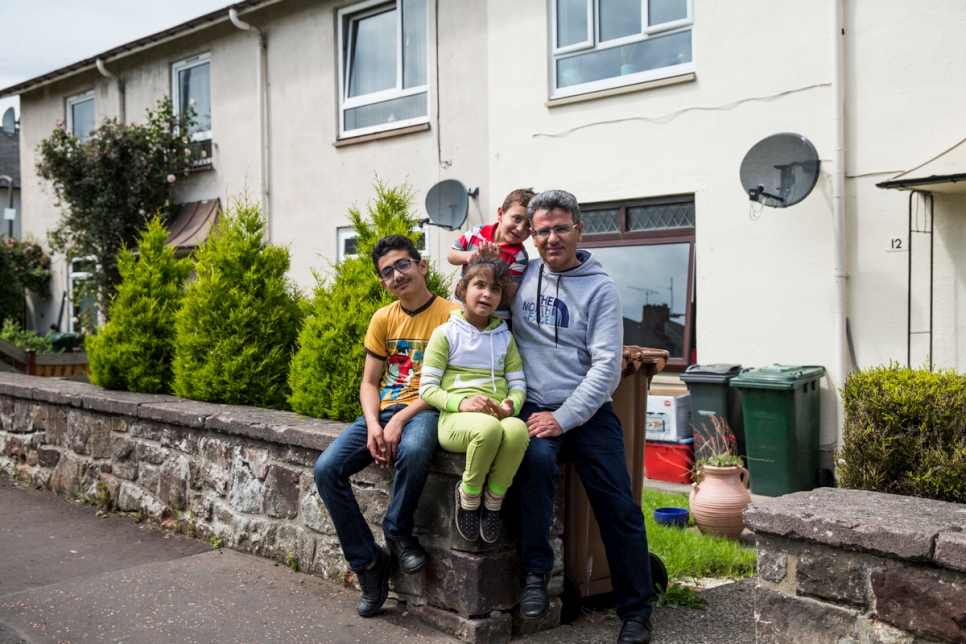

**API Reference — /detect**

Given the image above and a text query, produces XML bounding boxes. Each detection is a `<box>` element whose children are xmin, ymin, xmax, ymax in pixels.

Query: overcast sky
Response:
<box><xmin>0</xmin><ymin>0</ymin><xmax>232</xmax><ymax>119</ymax></box>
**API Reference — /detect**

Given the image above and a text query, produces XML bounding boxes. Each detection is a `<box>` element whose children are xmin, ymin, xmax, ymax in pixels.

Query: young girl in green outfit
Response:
<box><xmin>419</xmin><ymin>256</ymin><xmax>529</xmax><ymax>542</ymax></box>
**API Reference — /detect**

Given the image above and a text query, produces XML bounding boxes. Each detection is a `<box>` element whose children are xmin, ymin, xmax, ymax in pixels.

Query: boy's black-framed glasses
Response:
<box><xmin>379</xmin><ymin>258</ymin><xmax>415</xmax><ymax>281</ymax></box>
<box><xmin>531</xmin><ymin>224</ymin><xmax>578</xmax><ymax>240</ymax></box>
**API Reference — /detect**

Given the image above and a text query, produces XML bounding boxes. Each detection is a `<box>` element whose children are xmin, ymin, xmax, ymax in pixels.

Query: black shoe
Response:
<box><xmin>355</xmin><ymin>547</ymin><xmax>392</xmax><ymax>618</ymax></box>
<box><xmin>455</xmin><ymin>483</ymin><xmax>480</xmax><ymax>541</ymax></box>
<box><xmin>479</xmin><ymin>505</ymin><xmax>502</xmax><ymax>543</ymax></box>
<box><xmin>385</xmin><ymin>535</ymin><xmax>429</xmax><ymax>574</ymax></box>
<box><xmin>617</xmin><ymin>616</ymin><xmax>653</xmax><ymax>644</ymax></box>
<box><xmin>519</xmin><ymin>572</ymin><xmax>549</xmax><ymax>620</ymax></box>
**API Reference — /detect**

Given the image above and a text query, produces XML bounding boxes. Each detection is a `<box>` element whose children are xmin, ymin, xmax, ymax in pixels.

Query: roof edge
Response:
<box><xmin>0</xmin><ymin>0</ymin><xmax>281</xmax><ymax>100</ymax></box>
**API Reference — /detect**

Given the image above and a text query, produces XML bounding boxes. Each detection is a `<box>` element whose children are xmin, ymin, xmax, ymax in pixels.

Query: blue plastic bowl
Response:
<box><xmin>654</xmin><ymin>507</ymin><xmax>690</xmax><ymax>528</ymax></box>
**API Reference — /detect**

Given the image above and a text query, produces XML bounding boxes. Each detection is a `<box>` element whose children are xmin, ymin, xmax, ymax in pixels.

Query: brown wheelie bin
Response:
<box><xmin>562</xmin><ymin>346</ymin><xmax>669</xmax><ymax>618</ymax></box>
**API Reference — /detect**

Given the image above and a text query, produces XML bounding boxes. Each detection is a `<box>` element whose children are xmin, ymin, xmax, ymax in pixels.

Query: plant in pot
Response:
<box><xmin>688</xmin><ymin>416</ymin><xmax>751</xmax><ymax>540</ymax></box>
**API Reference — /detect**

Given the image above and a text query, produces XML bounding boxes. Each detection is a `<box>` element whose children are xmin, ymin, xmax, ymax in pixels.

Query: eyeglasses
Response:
<box><xmin>531</xmin><ymin>224</ymin><xmax>578</xmax><ymax>240</ymax></box>
<box><xmin>379</xmin><ymin>258</ymin><xmax>414</xmax><ymax>281</ymax></box>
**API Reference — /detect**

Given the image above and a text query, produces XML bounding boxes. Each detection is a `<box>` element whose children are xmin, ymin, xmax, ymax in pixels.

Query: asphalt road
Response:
<box><xmin>0</xmin><ymin>474</ymin><xmax>755</xmax><ymax>643</ymax></box>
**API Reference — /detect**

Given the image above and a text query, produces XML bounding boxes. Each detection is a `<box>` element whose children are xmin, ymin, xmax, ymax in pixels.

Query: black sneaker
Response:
<box><xmin>617</xmin><ymin>616</ymin><xmax>653</xmax><ymax>644</ymax></box>
<box><xmin>355</xmin><ymin>547</ymin><xmax>392</xmax><ymax>618</ymax></box>
<box><xmin>480</xmin><ymin>505</ymin><xmax>502</xmax><ymax>543</ymax></box>
<box><xmin>455</xmin><ymin>482</ymin><xmax>480</xmax><ymax>541</ymax></box>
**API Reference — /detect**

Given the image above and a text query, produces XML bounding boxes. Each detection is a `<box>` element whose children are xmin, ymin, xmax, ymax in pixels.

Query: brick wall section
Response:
<box><xmin>744</xmin><ymin>488</ymin><xmax>966</xmax><ymax>644</ymax></box>
<box><xmin>0</xmin><ymin>373</ymin><xmax>565</xmax><ymax>644</ymax></box>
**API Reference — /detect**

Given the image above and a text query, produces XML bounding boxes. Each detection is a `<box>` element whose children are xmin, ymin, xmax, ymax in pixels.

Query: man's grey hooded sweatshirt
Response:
<box><xmin>510</xmin><ymin>249</ymin><xmax>623</xmax><ymax>432</ymax></box>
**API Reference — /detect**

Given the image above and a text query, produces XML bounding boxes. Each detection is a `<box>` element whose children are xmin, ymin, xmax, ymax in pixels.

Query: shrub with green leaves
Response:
<box><xmin>0</xmin><ymin>243</ymin><xmax>22</xmax><ymax>324</ymax></box>
<box><xmin>172</xmin><ymin>195</ymin><xmax>303</xmax><ymax>409</ymax></box>
<box><xmin>288</xmin><ymin>180</ymin><xmax>450</xmax><ymax>421</ymax></box>
<box><xmin>0</xmin><ymin>319</ymin><xmax>53</xmax><ymax>354</ymax></box>
<box><xmin>85</xmin><ymin>216</ymin><xmax>192</xmax><ymax>393</ymax></box>
<box><xmin>839</xmin><ymin>362</ymin><xmax>966</xmax><ymax>503</ymax></box>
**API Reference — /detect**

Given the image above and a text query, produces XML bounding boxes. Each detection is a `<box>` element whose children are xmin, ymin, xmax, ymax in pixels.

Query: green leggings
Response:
<box><xmin>438</xmin><ymin>411</ymin><xmax>530</xmax><ymax>494</ymax></box>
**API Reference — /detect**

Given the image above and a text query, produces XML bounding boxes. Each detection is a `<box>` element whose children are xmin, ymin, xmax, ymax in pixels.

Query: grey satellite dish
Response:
<box><xmin>740</xmin><ymin>133</ymin><xmax>820</xmax><ymax>208</ymax></box>
<box><xmin>425</xmin><ymin>179</ymin><xmax>476</xmax><ymax>230</ymax></box>
<box><xmin>1</xmin><ymin>108</ymin><xmax>15</xmax><ymax>136</ymax></box>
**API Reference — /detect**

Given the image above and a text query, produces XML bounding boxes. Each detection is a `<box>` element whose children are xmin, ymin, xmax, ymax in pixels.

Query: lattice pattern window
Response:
<box><xmin>628</xmin><ymin>202</ymin><xmax>694</xmax><ymax>231</ymax></box>
<box><xmin>583</xmin><ymin>208</ymin><xmax>620</xmax><ymax>234</ymax></box>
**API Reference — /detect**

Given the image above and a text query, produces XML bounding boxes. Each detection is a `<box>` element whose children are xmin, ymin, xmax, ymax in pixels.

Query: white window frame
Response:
<box><xmin>549</xmin><ymin>0</ymin><xmax>695</xmax><ymax>99</ymax></box>
<box><xmin>65</xmin><ymin>90</ymin><xmax>95</xmax><ymax>142</ymax></box>
<box><xmin>171</xmin><ymin>52</ymin><xmax>212</xmax><ymax>142</ymax></box>
<box><xmin>68</xmin><ymin>256</ymin><xmax>97</xmax><ymax>333</ymax></box>
<box><xmin>336</xmin><ymin>223</ymin><xmax>431</xmax><ymax>263</ymax></box>
<box><xmin>337</xmin><ymin>0</ymin><xmax>430</xmax><ymax>139</ymax></box>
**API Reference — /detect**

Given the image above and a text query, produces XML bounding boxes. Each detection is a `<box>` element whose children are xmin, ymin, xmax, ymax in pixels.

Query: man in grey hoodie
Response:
<box><xmin>509</xmin><ymin>190</ymin><xmax>653</xmax><ymax>644</ymax></box>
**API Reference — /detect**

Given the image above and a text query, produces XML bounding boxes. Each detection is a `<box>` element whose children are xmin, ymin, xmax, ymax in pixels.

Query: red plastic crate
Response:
<box><xmin>645</xmin><ymin>441</ymin><xmax>694</xmax><ymax>484</ymax></box>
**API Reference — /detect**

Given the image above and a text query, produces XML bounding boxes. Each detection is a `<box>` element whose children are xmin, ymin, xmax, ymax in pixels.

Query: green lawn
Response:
<box><xmin>642</xmin><ymin>488</ymin><xmax>757</xmax><ymax>582</ymax></box>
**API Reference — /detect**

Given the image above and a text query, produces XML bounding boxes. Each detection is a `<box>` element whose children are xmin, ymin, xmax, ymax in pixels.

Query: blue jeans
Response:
<box><xmin>511</xmin><ymin>401</ymin><xmax>653</xmax><ymax>620</ymax></box>
<box><xmin>313</xmin><ymin>405</ymin><xmax>439</xmax><ymax>572</ymax></box>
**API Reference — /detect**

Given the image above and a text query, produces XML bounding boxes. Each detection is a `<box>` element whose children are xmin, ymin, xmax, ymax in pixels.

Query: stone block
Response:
<box><xmin>301</xmin><ymin>492</ymin><xmax>336</xmax><ymax>535</ymax></box>
<box><xmin>270</xmin><ymin>443</ymin><xmax>319</xmax><ymax>468</ymax></box>
<box><xmin>12</xmin><ymin>400</ymin><xmax>38</xmax><ymax>433</ymax></box>
<box><xmin>160</xmin><ymin>427</ymin><xmax>199</xmax><ymax>455</ymax></box>
<box><xmin>866</xmin><ymin>620</ymin><xmax>918</xmax><ymax>644</ymax></box>
<box><xmin>130</xmin><ymin>420</ymin><xmax>164</xmax><ymax>441</ymax></box>
<box><xmin>757</xmin><ymin>538</ymin><xmax>788</xmax><ymax>583</ymax></box>
<box><xmin>797</xmin><ymin>548</ymin><xmax>871</xmax><ymax>607</ymax></box>
<box><xmin>67</xmin><ymin>410</ymin><xmax>93</xmax><ymax>455</ymax></box>
<box><xmin>113</xmin><ymin>459</ymin><xmax>138</xmax><ymax>481</ymax></box>
<box><xmin>159</xmin><ymin>454</ymin><xmax>190</xmax><ymax>509</ymax></box>
<box><xmin>50</xmin><ymin>452</ymin><xmax>85</xmax><ymax>496</ymax></box>
<box><xmin>312</xmin><ymin>539</ymin><xmax>350</xmax><ymax>583</ymax></box>
<box><xmin>754</xmin><ymin>586</ymin><xmax>861</xmax><ymax>644</ymax></box>
<box><xmin>275</xmin><ymin>524</ymin><xmax>316</xmax><ymax>572</ymax></box>
<box><xmin>4</xmin><ymin>433</ymin><xmax>38</xmax><ymax>460</ymax></box>
<box><xmin>37</xmin><ymin>446</ymin><xmax>61</xmax><ymax>468</ymax></box>
<box><xmin>26</xmin><ymin>378</ymin><xmax>90</xmax><ymax>407</ymax></box>
<box><xmin>430</xmin><ymin>450</ymin><xmax>467</xmax><ymax>477</ymax></box>
<box><xmin>744</xmin><ymin>488</ymin><xmax>966</xmax><ymax>561</ymax></box>
<box><xmin>871</xmin><ymin>562</ymin><xmax>966</xmax><ymax>643</ymax></box>
<box><xmin>237</xmin><ymin>445</ymin><xmax>269</xmax><ymax>480</ymax></box>
<box><xmin>411</xmin><ymin>603</ymin><xmax>512</xmax><ymax>644</ymax></box>
<box><xmin>116</xmin><ymin>482</ymin><xmax>165</xmax><ymax>519</ymax></box>
<box><xmin>265</xmin><ymin>464</ymin><xmax>300</xmax><ymax>519</ymax></box>
<box><xmin>356</xmin><ymin>486</ymin><xmax>391</xmax><ymax>528</ymax></box>
<box><xmin>511</xmin><ymin>598</ymin><xmax>562</xmax><ymax>636</ymax></box>
<box><xmin>111</xmin><ymin>417</ymin><xmax>128</xmax><ymax>433</ymax></box>
<box><xmin>228</xmin><ymin>461</ymin><xmax>264</xmax><ymax>514</ymax></box>
<box><xmin>0</xmin><ymin>396</ymin><xmax>13</xmax><ymax>431</ymax></box>
<box><xmin>26</xmin><ymin>450</ymin><xmax>38</xmax><ymax>466</ymax></box>
<box><xmin>89</xmin><ymin>415</ymin><xmax>111</xmax><ymax>459</ymax></box>
<box><xmin>423</xmin><ymin>546</ymin><xmax>520</xmax><ymax>617</ymax></box>
<box><xmin>44</xmin><ymin>407</ymin><xmax>68</xmax><ymax>446</ymax></box>
<box><xmin>245</xmin><ymin>519</ymin><xmax>277</xmax><ymax>558</ymax></box>
<box><xmin>136</xmin><ymin>442</ymin><xmax>168</xmax><ymax>465</ymax></box>
<box><xmin>112</xmin><ymin>434</ymin><xmax>135</xmax><ymax>461</ymax></box>
<box><xmin>81</xmin><ymin>390</ymin><xmax>178</xmax><ymax>417</ymax></box>
<box><xmin>138</xmin><ymin>463</ymin><xmax>160</xmax><ymax>494</ymax></box>
<box><xmin>936</xmin><ymin>530</ymin><xmax>966</xmax><ymax>574</ymax></box>
<box><xmin>139</xmin><ymin>400</ymin><xmax>220</xmax><ymax>429</ymax></box>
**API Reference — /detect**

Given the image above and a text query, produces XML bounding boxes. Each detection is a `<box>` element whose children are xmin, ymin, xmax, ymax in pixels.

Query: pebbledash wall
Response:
<box><xmin>0</xmin><ymin>372</ymin><xmax>563</xmax><ymax>644</ymax></box>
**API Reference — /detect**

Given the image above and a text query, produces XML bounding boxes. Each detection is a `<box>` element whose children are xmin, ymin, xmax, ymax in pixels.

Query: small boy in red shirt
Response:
<box><xmin>447</xmin><ymin>188</ymin><xmax>536</xmax><ymax>317</ymax></box>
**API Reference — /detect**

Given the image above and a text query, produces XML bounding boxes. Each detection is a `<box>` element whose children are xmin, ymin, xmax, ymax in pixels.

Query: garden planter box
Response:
<box><xmin>645</xmin><ymin>440</ymin><xmax>694</xmax><ymax>484</ymax></box>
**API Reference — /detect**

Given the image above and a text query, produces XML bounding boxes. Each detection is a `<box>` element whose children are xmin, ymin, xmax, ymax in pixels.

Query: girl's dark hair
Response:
<box><xmin>455</xmin><ymin>256</ymin><xmax>510</xmax><ymax>304</ymax></box>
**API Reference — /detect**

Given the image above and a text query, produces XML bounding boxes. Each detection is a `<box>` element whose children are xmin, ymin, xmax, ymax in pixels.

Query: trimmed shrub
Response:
<box><xmin>288</xmin><ymin>180</ymin><xmax>451</xmax><ymax>421</ymax></box>
<box><xmin>839</xmin><ymin>362</ymin><xmax>966</xmax><ymax>503</ymax></box>
<box><xmin>85</xmin><ymin>216</ymin><xmax>192</xmax><ymax>393</ymax></box>
<box><xmin>172</xmin><ymin>195</ymin><xmax>303</xmax><ymax>410</ymax></box>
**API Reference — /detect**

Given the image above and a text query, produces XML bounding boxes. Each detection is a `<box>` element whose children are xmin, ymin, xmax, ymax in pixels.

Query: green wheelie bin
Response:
<box><xmin>680</xmin><ymin>364</ymin><xmax>746</xmax><ymax>462</ymax></box>
<box><xmin>729</xmin><ymin>365</ymin><xmax>824</xmax><ymax>497</ymax></box>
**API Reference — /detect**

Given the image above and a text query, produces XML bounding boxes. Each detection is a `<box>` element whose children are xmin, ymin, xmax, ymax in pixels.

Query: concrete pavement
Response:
<box><xmin>0</xmin><ymin>474</ymin><xmax>755</xmax><ymax>643</ymax></box>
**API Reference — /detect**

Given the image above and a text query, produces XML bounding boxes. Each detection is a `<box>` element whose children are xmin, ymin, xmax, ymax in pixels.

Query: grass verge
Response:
<box><xmin>642</xmin><ymin>488</ymin><xmax>757</xmax><ymax>582</ymax></box>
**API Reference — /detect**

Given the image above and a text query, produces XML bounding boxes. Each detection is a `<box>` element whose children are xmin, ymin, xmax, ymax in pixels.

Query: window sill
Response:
<box><xmin>333</xmin><ymin>123</ymin><xmax>431</xmax><ymax>148</ymax></box>
<box><xmin>546</xmin><ymin>72</ymin><xmax>695</xmax><ymax>108</ymax></box>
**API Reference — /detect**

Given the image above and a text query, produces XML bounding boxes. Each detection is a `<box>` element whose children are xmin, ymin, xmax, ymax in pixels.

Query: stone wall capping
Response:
<box><xmin>0</xmin><ymin>372</ymin><xmax>91</xmax><ymax>406</ymax></box>
<box><xmin>205</xmin><ymin>406</ymin><xmax>344</xmax><ymax>452</ymax></box>
<box><xmin>138</xmin><ymin>400</ymin><xmax>223</xmax><ymax>428</ymax></box>
<box><xmin>935</xmin><ymin>529</ymin><xmax>966</xmax><ymax>573</ymax></box>
<box><xmin>744</xmin><ymin>487</ymin><xmax>966</xmax><ymax>561</ymax></box>
<box><xmin>82</xmin><ymin>389</ymin><xmax>180</xmax><ymax>416</ymax></box>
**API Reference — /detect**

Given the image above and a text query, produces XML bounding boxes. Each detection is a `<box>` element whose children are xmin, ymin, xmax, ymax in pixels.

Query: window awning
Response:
<box><xmin>167</xmin><ymin>199</ymin><xmax>219</xmax><ymax>253</ymax></box>
<box><xmin>877</xmin><ymin>136</ymin><xmax>966</xmax><ymax>193</ymax></box>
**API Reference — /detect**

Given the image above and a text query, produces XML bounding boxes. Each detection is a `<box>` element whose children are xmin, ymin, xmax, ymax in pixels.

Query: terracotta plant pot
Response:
<box><xmin>688</xmin><ymin>465</ymin><xmax>751</xmax><ymax>540</ymax></box>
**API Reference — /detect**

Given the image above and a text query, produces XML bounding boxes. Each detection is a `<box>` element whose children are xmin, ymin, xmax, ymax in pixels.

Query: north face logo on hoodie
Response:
<box><xmin>522</xmin><ymin>295</ymin><xmax>570</xmax><ymax>328</ymax></box>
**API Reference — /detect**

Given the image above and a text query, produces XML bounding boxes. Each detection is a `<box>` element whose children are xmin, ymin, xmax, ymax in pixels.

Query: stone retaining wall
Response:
<box><xmin>0</xmin><ymin>373</ymin><xmax>564</xmax><ymax>644</ymax></box>
<box><xmin>744</xmin><ymin>487</ymin><xmax>966</xmax><ymax>644</ymax></box>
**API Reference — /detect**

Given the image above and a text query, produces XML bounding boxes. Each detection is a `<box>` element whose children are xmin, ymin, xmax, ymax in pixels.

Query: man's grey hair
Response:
<box><xmin>526</xmin><ymin>190</ymin><xmax>581</xmax><ymax>226</ymax></box>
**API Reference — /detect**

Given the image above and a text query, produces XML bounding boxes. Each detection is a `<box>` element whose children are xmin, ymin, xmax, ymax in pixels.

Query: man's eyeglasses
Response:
<box><xmin>531</xmin><ymin>224</ymin><xmax>578</xmax><ymax>240</ymax></box>
<box><xmin>379</xmin><ymin>258</ymin><xmax>414</xmax><ymax>281</ymax></box>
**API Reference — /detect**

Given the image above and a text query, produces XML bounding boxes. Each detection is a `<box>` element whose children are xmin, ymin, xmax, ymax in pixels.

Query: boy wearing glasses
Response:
<box><xmin>314</xmin><ymin>235</ymin><xmax>458</xmax><ymax>619</ymax></box>
<box><xmin>447</xmin><ymin>188</ymin><xmax>536</xmax><ymax>316</ymax></box>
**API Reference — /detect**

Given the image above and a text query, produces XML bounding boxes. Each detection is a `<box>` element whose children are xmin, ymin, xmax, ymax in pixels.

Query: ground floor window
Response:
<box><xmin>579</xmin><ymin>194</ymin><xmax>695</xmax><ymax>368</ymax></box>
<box><xmin>336</xmin><ymin>223</ymin><xmax>429</xmax><ymax>263</ymax></box>
<box><xmin>68</xmin><ymin>257</ymin><xmax>98</xmax><ymax>334</ymax></box>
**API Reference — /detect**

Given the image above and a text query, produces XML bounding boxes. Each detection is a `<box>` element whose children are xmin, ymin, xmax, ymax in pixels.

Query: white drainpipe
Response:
<box><xmin>229</xmin><ymin>7</ymin><xmax>270</xmax><ymax>240</ymax></box>
<box><xmin>832</xmin><ymin>0</ymin><xmax>848</xmax><ymax>450</ymax></box>
<box><xmin>95</xmin><ymin>58</ymin><xmax>125</xmax><ymax>124</ymax></box>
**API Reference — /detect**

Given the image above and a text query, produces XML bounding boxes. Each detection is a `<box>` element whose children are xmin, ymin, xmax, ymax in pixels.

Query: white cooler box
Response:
<box><xmin>646</xmin><ymin>392</ymin><xmax>693</xmax><ymax>443</ymax></box>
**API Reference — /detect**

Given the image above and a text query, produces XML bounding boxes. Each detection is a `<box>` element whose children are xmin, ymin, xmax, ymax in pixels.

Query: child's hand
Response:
<box><xmin>493</xmin><ymin>399</ymin><xmax>515</xmax><ymax>419</ymax></box>
<box><xmin>477</xmin><ymin>240</ymin><xmax>501</xmax><ymax>259</ymax></box>
<box><xmin>459</xmin><ymin>395</ymin><xmax>500</xmax><ymax>415</ymax></box>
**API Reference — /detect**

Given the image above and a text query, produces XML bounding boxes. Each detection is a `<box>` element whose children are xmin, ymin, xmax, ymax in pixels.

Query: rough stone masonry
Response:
<box><xmin>0</xmin><ymin>372</ymin><xmax>565</xmax><ymax>644</ymax></box>
<box><xmin>745</xmin><ymin>487</ymin><xmax>966</xmax><ymax>644</ymax></box>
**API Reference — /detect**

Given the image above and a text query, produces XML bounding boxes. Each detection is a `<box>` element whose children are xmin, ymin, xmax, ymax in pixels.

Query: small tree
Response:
<box><xmin>37</xmin><ymin>98</ymin><xmax>193</xmax><ymax>312</ymax></box>
<box><xmin>85</xmin><ymin>216</ymin><xmax>192</xmax><ymax>394</ymax></box>
<box><xmin>288</xmin><ymin>180</ymin><xmax>450</xmax><ymax>421</ymax></box>
<box><xmin>172</xmin><ymin>195</ymin><xmax>303</xmax><ymax>409</ymax></box>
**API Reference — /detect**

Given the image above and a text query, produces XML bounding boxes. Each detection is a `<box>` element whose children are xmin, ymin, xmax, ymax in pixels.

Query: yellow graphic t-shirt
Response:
<box><xmin>364</xmin><ymin>295</ymin><xmax>459</xmax><ymax>410</ymax></box>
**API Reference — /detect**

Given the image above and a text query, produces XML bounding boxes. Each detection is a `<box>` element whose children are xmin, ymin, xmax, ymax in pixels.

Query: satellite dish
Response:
<box><xmin>1</xmin><ymin>108</ymin><xmax>15</xmax><ymax>136</ymax></box>
<box><xmin>425</xmin><ymin>179</ymin><xmax>476</xmax><ymax>230</ymax></box>
<box><xmin>740</xmin><ymin>133</ymin><xmax>820</xmax><ymax>208</ymax></box>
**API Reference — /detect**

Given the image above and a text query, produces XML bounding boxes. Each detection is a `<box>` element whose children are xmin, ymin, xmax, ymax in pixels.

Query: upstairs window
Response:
<box><xmin>551</xmin><ymin>0</ymin><xmax>694</xmax><ymax>99</ymax></box>
<box><xmin>338</xmin><ymin>0</ymin><xmax>429</xmax><ymax>138</ymax></box>
<box><xmin>336</xmin><ymin>223</ymin><xmax>430</xmax><ymax>263</ymax></box>
<box><xmin>66</xmin><ymin>91</ymin><xmax>95</xmax><ymax>143</ymax></box>
<box><xmin>172</xmin><ymin>53</ymin><xmax>213</xmax><ymax>165</ymax></box>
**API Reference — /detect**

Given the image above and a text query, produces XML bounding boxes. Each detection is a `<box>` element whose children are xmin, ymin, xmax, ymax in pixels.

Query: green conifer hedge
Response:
<box><xmin>85</xmin><ymin>217</ymin><xmax>191</xmax><ymax>393</ymax></box>
<box><xmin>839</xmin><ymin>362</ymin><xmax>966</xmax><ymax>503</ymax></box>
<box><xmin>172</xmin><ymin>196</ymin><xmax>303</xmax><ymax>409</ymax></box>
<box><xmin>288</xmin><ymin>181</ymin><xmax>450</xmax><ymax>421</ymax></box>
